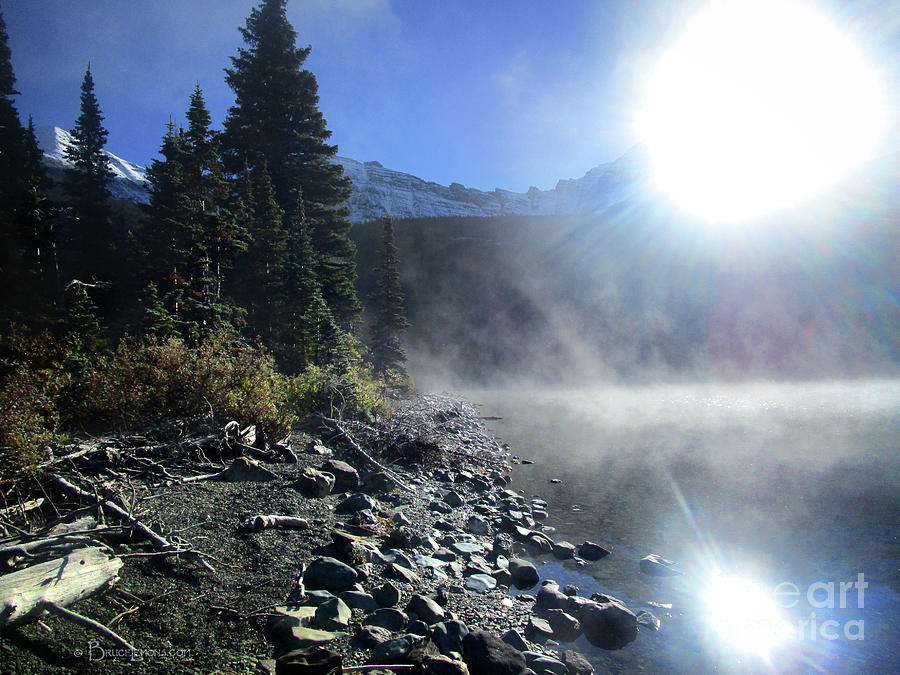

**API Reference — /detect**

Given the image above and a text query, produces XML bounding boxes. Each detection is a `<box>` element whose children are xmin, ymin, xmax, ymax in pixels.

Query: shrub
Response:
<box><xmin>80</xmin><ymin>331</ymin><xmax>296</xmax><ymax>434</ymax></box>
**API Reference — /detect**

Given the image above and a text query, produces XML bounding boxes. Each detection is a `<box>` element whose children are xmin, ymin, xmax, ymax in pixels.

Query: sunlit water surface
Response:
<box><xmin>463</xmin><ymin>380</ymin><xmax>900</xmax><ymax>674</ymax></box>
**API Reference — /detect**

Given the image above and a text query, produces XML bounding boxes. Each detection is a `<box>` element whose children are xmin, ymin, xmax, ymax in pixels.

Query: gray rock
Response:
<box><xmin>294</xmin><ymin>467</ymin><xmax>336</xmax><ymax>497</ymax></box>
<box><xmin>323</xmin><ymin>459</ymin><xmax>360</xmax><ymax>490</ymax></box>
<box><xmin>639</xmin><ymin>554</ymin><xmax>682</xmax><ymax>576</ymax></box>
<box><xmin>500</xmin><ymin>628</ymin><xmax>529</xmax><ymax>651</ymax></box>
<box><xmin>369</xmin><ymin>634</ymin><xmax>420</xmax><ymax>664</ymax></box>
<box><xmin>276</xmin><ymin>646</ymin><xmax>342</xmax><ymax>673</ymax></box>
<box><xmin>577</xmin><ymin>542</ymin><xmax>611</xmax><ymax>561</ymax></box>
<box><xmin>462</xmin><ymin>630</ymin><xmax>527</xmax><ymax>675</ymax></box>
<box><xmin>545</xmin><ymin>609</ymin><xmax>581</xmax><ymax>642</ymax></box>
<box><xmin>386</xmin><ymin>526</ymin><xmax>419</xmax><ymax>549</ymax></box>
<box><xmin>443</xmin><ymin>490</ymin><xmax>464</xmax><ymax>507</ymax></box>
<box><xmin>407</xmin><ymin>594</ymin><xmax>446</xmax><ymax>624</ymax></box>
<box><xmin>523</xmin><ymin>653</ymin><xmax>568</xmax><ymax>675</ymax></box>
<box><xmin>372</xmin><ymin>582</ymin><xmax>402</xmax><ymax>607</ymax></box>
<box><xmin>579</xmin><ymin>601</ymin><xmax>638</xmax><ymax>650</ymax></box>
<box><xmin>301</xmin><ymin>589</ymin><xmax>336</xmax><ymax>606</ymax></box>
<box><xmin>452</xmin><ymin>541</ymin><xmax>484</xmax><ymax>556</ymax></box>
<box><xmin>464</xmin><ymin>574</ymin><xmax>497</xmax><ymax>593</ymax></box>
<box><xmin>525</xmin><ymin>533</ymin><xmax>554</xmax><ymax>553</ymax></box>
<box><xmin>432</xmin><ymin>620</ymin><xmax>469</xmax><ymax>657</ymax></box>
<box><xmin>564</xmin><ymin>596</ymin><xmax>594</xmax><ymax>619</ymax></box>
<box><xmin>424</xmin><ymin>655</ymin><xmax>470</xmax><ymax>675</ymax></box>
<box><xmin>408</xmin><ymin>619</ymin><xmax>430</xmax><ymax>636</ymax></box>
<box><xmin>491</xmin><ymin>568</ymin><xmax>513</xmax><ymax>587</ymax></box>
<box><xmin>339</xmin><ymin>590</ymin><xmax>380</xmax><ymax>613</ymax></box>
<box><xmin>508</xmin><ymin>558</ymin><xmax>539</xmax><ymax>588</ymax></box>
<box><xmin>636</xmin><ymin>610</ymin><xmax>661</xmax><ymax>631</ymax></box>
<box><xmin>429</xmin><ymin>500</ymin><xmax>454</xmax><ymax>514</ymax></box>
<box><xmin>364</xmin><ymin>608</ymin><xmax>409</xmax><ymax>632</ymax></box>
<box><xmin>392</xmin><ymin>511</ymin><xmax>412</xmax><ymax>527</ymax></box>
<box><xmin>386</xmin><ymin>562</ymin><xmax>420</xmax><ymax>584</ymax></box>
<box><xmin>562</xmin><ymin>585</ymin><xmax>578</xmax><ymax>597</ymax></box>
<box><xmin>336</xmin><ymin>492</ymin><xmax>380</xmax><ymax>514</ymax></box>
<box><xmin>466</xmin><ymin>515</ymin><xmax>491</xmax><ymax>535</ymax></box>
<box><xmin>434</xmin><ymin>548</ymin><xmax>458</xmax><ymax>562</ymax></box>
<box><xmin>525</xmin><ymin>617</ymin><xmax>554</xmax><ymax>642</ymax></box>
<box><xmin>355</xmin><ymin>624</ymin><xmax>393</xmax><ymax>647</ymax></box>
<box><xmin>560</xmin><ymin>650</ymin><xmax>593</xmax><ymax>675</ymax></box>
<box><xmin>492</xmin><ymin>534</ymin><xmax>513</xmax><ymax>557</ymax></box>
<box><xmin>535</xmin><ymin>584</ymin><xmax>568</xmax><ymax>611</ymax></box>
<box><xmin>303</xmin><ymin>557</ymin><xmax>359</xmax><ymax>592</ymax></box>
<box><xmin>552</xmin><ymin>542</ymin><xmax>576</xmax><ymax>560</ymax></box>
<box><xmin>314</xmin><ymin>597</ymin><xmax>351</xmax><ymax>631</ymax></box>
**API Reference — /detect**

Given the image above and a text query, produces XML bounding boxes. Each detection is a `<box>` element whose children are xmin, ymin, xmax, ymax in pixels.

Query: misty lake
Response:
<box><xmin>463</xmin><ymin>379</ymin><xmax>900</xmax><ymax>674</ymax></box>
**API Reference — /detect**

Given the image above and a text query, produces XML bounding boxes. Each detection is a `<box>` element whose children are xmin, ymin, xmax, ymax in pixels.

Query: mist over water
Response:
<box><xmin>461</xmin><ymin>379</ymin><xmax>900</xmax><ymax>672</ymax></box>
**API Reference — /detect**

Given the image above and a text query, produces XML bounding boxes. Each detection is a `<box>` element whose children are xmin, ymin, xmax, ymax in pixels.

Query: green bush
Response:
<box><xmin>81</xmin><ymin>331</ymin><xmax>296</xmax><ymax>433</ymax></box>
<box><xmin>0</xmin><ymin>331</ymin><xmax>67</xmax><ymax>486</ymax></box>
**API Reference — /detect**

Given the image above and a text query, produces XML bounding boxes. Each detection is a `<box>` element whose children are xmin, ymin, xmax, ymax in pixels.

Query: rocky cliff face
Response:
<box><xmin>35</xmin><ymin>125</ymin><xmax>645</xmax><ymax>222</ymax></box>
<box><xmin>335</xmin><ymin>148</ymin><xmax>647</xmax><ymax>223</ymax></box>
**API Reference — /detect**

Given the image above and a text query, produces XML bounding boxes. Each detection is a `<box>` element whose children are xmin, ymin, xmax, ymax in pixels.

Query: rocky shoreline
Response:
<box><xmin>0</xmin><ymin>394</ymin><xmax>662</xmax><ymax>674</ymax></box>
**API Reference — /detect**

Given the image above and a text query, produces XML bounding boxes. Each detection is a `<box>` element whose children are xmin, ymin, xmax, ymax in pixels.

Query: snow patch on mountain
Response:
<box><xmin>36</xmin><ymin>125</ymin><xmax>646</xmax><ymax>221</ymax></box>
<box><xmin>35</xmin><ymin>126</ymin><xmax>151</xmax><ymax>203</ymax></box>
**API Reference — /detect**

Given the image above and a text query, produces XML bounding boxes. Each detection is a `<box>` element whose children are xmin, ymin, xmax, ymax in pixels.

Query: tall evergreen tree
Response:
<box><xmin>62</xmin><ymin>65</ymin><xmax>116</xmax><ymax>285</ymax></box>
<box><xmin>142</xmin><ymin>88</ymin><xmax>248</xmax><ymax>339</ymax></box>
<box><xmin>142</xmin><ymin>119</ymin><xmax>188</xmax><ymax>299</ymax></box>
<box><xmin>228</xmin><ymin>162</ymin><xmax>287</xmax><ymax>343</ymax></box>
<box><xmin>369</xmin><ymin>216</ymin><xmax>409</xmax><ymax>379</ymax></box>
<box><xmin>276</xmin><ymin>196</ymin><xmax>346</xmax><ymax>374</ymax></box>
<box><xmin>180</xmin><ymin>85</ymin><xmax>248</xmax><ymax>332</ymax></box>
<box><xmin>0</xmin><ymin>9</ymin><xmax>54</xmax><ymax>329</ymax></box>
<box><xmin>221</xmin><ymin>0</ymin><xmax>360</xmax><ymax>328</ymax></box>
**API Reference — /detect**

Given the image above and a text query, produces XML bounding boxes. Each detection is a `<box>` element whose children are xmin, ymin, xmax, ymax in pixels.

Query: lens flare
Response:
<box><xmin>705</xmin><ymin>571</ymin><xmax>794</xmax><ymax>654</ymax></box>
<box><xmin>638</xmin><ymin>0</ymin><xmax>887</xmax><ymax>224</ymax></box>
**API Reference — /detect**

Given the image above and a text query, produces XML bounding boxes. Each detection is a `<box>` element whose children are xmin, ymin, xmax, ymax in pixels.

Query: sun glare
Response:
<box><xmin>638</xmin><ymin>0</ymin><xmax>887</xmax><ymax>224</ymax></box>
<box><xmin>705</xmin><ymin>571</ymin><xmax>793</xmax><ymax>655</ymax></box>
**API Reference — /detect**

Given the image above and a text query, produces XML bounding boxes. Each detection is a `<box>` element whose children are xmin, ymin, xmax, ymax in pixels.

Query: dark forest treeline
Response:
<box><xmin>0</xmin><ymin>0</ymin><xmax>409</xmax><ymax>486</ymax></box>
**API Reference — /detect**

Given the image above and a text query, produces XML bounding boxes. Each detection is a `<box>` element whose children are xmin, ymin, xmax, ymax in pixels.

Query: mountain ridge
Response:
<box><xmin>35</xmin><ymin>125</ymin><xmax>641</xmax><ymax>223</ymax></box>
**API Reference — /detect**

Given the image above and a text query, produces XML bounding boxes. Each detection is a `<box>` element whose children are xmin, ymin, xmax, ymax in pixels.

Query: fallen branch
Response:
<box><xmin>243</xmin><ymin>515</ymin><xmax>309</xmax><ymax>532</ymax></box>
<box><xmin>324</xmin><ymin>418</ymin><xmax>414</xmax><ymax>494</ymax></box>
<box><xmin>50</xmin><ymin>475</ymin><xmax>215</xmax><ymax>573</ymax></box>
<box><xmin>180</xmin><ymin>457</ymin><xmax>277</xmax><ymax>484</ymax></box>
<box><xmin>42</xmin><ymin>601</ymin><xmax>135</xmax><ymax>651</ymax></box>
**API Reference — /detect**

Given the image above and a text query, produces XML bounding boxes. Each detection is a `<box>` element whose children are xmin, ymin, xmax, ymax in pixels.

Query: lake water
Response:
<box><xmin>464</xmin><ymin>380</ymin><xmax>900</xmax><ymax>674</ymax></box>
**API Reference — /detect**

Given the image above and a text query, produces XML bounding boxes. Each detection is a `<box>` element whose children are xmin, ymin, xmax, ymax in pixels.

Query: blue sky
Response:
<box><xmin>4</xmin><ymin>0</ymin><xmax>898</xmax><ymax>193</ymax></box>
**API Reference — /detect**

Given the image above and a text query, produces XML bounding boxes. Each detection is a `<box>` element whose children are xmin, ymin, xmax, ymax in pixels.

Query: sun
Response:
<box><xmin>638</xmin><ymin>0</ymin><xmax>887</xmax><ymax>224</ymax></box>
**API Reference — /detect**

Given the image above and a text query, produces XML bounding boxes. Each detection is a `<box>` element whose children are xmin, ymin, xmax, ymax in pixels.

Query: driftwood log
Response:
<box><xmin>0</xmin><ymin>546</ymin><xmax>121</xmax><ymax>629</ymax></box>
<box><xmin>243</xmin><ymin>515</ymin><xmax>310</xmax><ymax>532</ymax></box>
<box><xmin>50</xmin><ymin>475</ymin><xmax>215</xmax><ymax>573</ymax></box>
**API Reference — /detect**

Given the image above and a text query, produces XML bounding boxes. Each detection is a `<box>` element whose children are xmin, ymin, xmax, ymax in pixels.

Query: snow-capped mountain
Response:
<box><xmin>35</xmin><ymin>126</ymin><xmax>151</xmax><ymax>204</ymax></box>
<box><xmin>35</xmin><ymin>125</ymin><xmax>644</xmax><ymax>221</ymax></box>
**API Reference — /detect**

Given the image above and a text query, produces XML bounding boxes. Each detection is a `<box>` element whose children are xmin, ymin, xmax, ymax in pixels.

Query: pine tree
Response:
<box><xmin>0</xmin><ymin>9</ymin><xmax>54</xmax><ymax>329</ymax></box>
<box><xmin>179</xmin><ymin>85</ymin><xmax>249</xmax><ymax>332</ymax></box>
<box><xmin>369</xmin><ymin>216</ymin><xmax>409</xmax><ymax>380</ymax></box>
<box><xmin>221</xmin><ymin>0</ymin><xmax>360</xmax><ymax>328</ymax></box>
<box><xmin>277</xmin><ymin>197</ymin><xmax>346</xmax><ymax>374</ymax></box>
<box><xmin>142</xmin><ymin>88</ymin><xmax>248</xmax><ymax>339</ymax></box>
<box><xmin>228</xmin><ymin>162</ymin><xmax>287</xmax><ymax>343</ymax></box>
<box><xmin>142</xmin><ymin>119</ymin><xmax>188</xmax><ymax>300</ymax></box>
<box><xmin>62</xmin><ymin>65</ymin><xmax>116</xmax><ymax>285</ymax></box>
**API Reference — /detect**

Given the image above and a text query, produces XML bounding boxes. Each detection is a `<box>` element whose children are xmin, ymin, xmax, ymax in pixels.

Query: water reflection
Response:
<box><xmin>468</xmin><ymin>380</ymin><xmax>900</xmax><ymax>673</ymax></box>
